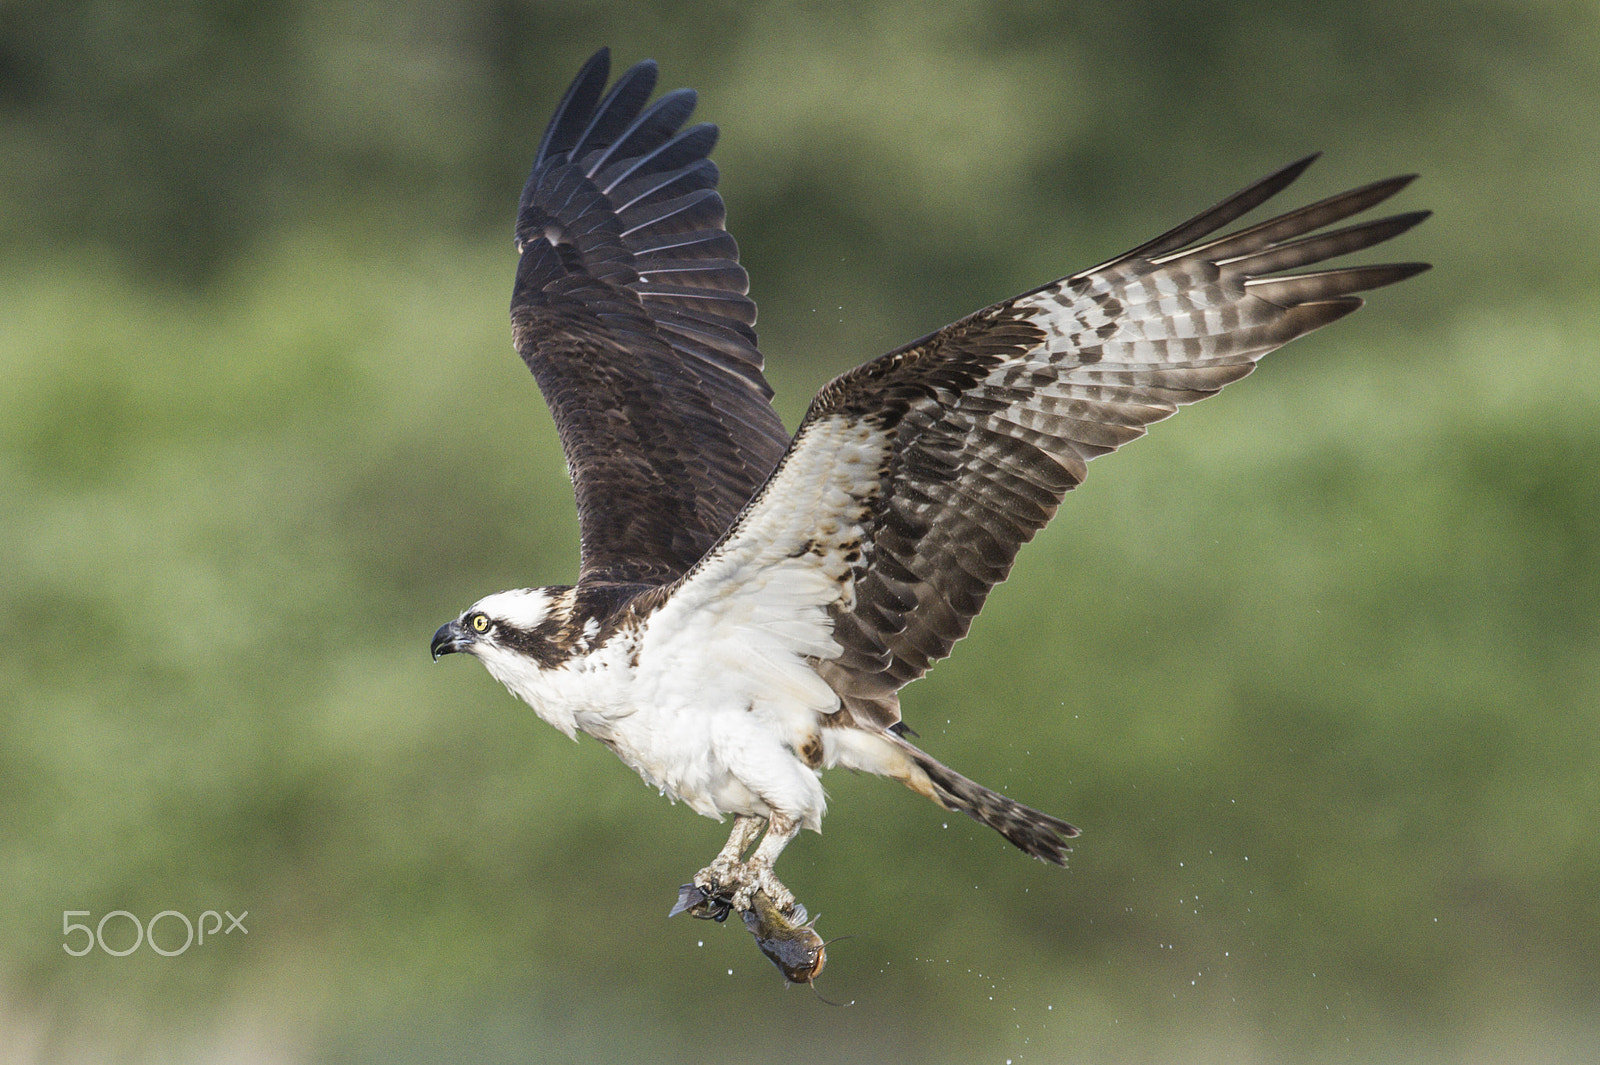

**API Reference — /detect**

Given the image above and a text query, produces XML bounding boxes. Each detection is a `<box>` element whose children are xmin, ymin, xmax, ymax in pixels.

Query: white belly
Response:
<box><xmin>476</xmin><ymin>633</ymin><xmax>833</xmax><ymax>829</ymax></box>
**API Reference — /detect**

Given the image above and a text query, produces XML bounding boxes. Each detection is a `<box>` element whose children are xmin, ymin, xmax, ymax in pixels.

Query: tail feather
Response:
<box><xmin>888</xmin><ymin>733</ymin><xmax>1079</xmax><ymax>865</ymax></box>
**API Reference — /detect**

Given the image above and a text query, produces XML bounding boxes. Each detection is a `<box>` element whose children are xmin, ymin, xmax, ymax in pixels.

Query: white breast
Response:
<box><xmin>476</xmin><ymin>622</ymin><xmax>833</xmax><ymax>829</ymax></box>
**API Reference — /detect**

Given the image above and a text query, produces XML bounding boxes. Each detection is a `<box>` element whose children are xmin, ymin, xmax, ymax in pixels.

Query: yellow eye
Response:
<box><xmin>470</xmin><ymin>614</ymin><xmax>490</xmax><ymax>633</ymax></box>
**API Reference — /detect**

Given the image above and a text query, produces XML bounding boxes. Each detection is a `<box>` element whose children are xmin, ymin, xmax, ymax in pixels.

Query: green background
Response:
<box><xmin>3</xmin><ymin>1</ymin><xmax>1596</xmax><ymax>1062</ymax></box>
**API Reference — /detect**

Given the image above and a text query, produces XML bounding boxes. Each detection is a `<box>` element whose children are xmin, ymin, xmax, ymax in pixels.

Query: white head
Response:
<box><xmin>430</xmin><ymin>586</ymin><xmax>576</xmax><ymax>669</ymax></box>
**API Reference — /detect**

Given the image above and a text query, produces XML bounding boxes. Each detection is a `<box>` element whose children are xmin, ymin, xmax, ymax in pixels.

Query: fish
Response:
<box><xmin>672</xmin><ymin>883</ymin><xmax>827</xmax><ymax>984</ymax></box>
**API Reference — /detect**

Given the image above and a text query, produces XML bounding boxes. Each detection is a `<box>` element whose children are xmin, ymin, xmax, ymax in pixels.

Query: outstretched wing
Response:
<box><xmin>661</xmin><ymin>156</ymin><xmax>1428</xmax><ymax>730</ymax></box>
<box><xmin>509</xmin><ymin>49</ymin><xmax>790</xmax><ymax>585</ymax></box>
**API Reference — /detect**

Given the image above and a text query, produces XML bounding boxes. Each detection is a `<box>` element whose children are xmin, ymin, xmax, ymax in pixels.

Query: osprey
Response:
<box><xmin>431</xmin><ymin>48</ymin><xmax>1428</xmax><ymax>918</ymax></box>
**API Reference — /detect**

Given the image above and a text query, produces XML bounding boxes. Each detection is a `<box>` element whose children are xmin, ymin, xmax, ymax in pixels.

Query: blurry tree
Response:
<box><xmin>0</xmin><ymin>0</ymin><xmax>1593</xmax><ymax>306</ymax></box>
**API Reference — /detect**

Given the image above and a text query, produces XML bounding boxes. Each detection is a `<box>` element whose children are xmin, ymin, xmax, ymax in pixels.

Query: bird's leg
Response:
<box><xmin>731</xmin><ymin>811</ymin><xmax>801</xmax><ymax>917</ymax></box>
<box><xmin>693</xmin><ymin>814</ymin><xmax>765</xmax><ymax>900</ymax></box>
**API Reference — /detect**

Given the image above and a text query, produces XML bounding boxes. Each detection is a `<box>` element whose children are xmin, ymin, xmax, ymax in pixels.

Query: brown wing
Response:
<box><xmin>509</xmin><ymin>49</ymin><xmax>789</xmax><ymax>585</ymax></box>
<box><xmin>811</xmin><ymin>155</ymin><xmax>1429</xmax><ymax>727</ymax></box>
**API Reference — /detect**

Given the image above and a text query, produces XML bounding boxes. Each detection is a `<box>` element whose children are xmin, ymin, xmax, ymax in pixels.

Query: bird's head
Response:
<box><xmin>430</xmin><ymin>586</ymin><xmax>576</xmax><ymax>668</ymax></box>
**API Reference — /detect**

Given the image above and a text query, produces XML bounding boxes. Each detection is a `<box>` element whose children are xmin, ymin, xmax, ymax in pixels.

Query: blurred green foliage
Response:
<box><xmin>3</xmin><ymin>1</ymin><xmax>1597</xmax><ymax>1062</ymax></box>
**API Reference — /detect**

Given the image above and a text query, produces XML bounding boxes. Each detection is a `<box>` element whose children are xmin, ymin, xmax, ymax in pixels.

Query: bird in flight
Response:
<box><xmin>431</xmin><ymin>48</ymin><xmax>1428</xmax><ymax>921</ymax></box>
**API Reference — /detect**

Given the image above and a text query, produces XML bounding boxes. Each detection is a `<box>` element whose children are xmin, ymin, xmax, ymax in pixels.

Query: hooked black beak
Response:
<box><xmin>431</xmin><ymin>620</ymin><xmax>472</xmax><ymax>660</ymax></box>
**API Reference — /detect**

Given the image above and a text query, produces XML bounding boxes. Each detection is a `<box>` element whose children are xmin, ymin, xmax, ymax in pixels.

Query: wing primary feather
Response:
<box><xmin>598</xmin><ymin>123</ymin><xmax>718</xmax><ymax>195</ymax></box>
<box><xmin>526</xmin><ymin>48</ymin><xmax>611</xmax><ymax>191</ymax></box>
<box><xmin>610</xmin><ymin>159</ymin><xmax>719</xmax><ymax>213</ymax></box>
<box><xmin>570</xmin><ymin>58</ymin><xmax>660</xmax><ymax>166</ymax></box>
<box><xmin>1155</xmin><ymin>173</ymin><xmax>1419</xmax><ymax>267</ymax></box>
<box><xmin>1215</xmin><ymin>210</ymin><xmax>1432</xmax><ymax>276</ymax></box>
<box><xmin>584</xmin><ymin>88</ymin><xmax>699</xmax><ymax>179</ymax></box>
<box><xmin>1244</xmin><ymin>262</ymin><xmax>1431</xmax><ymax>305</ymax></box>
